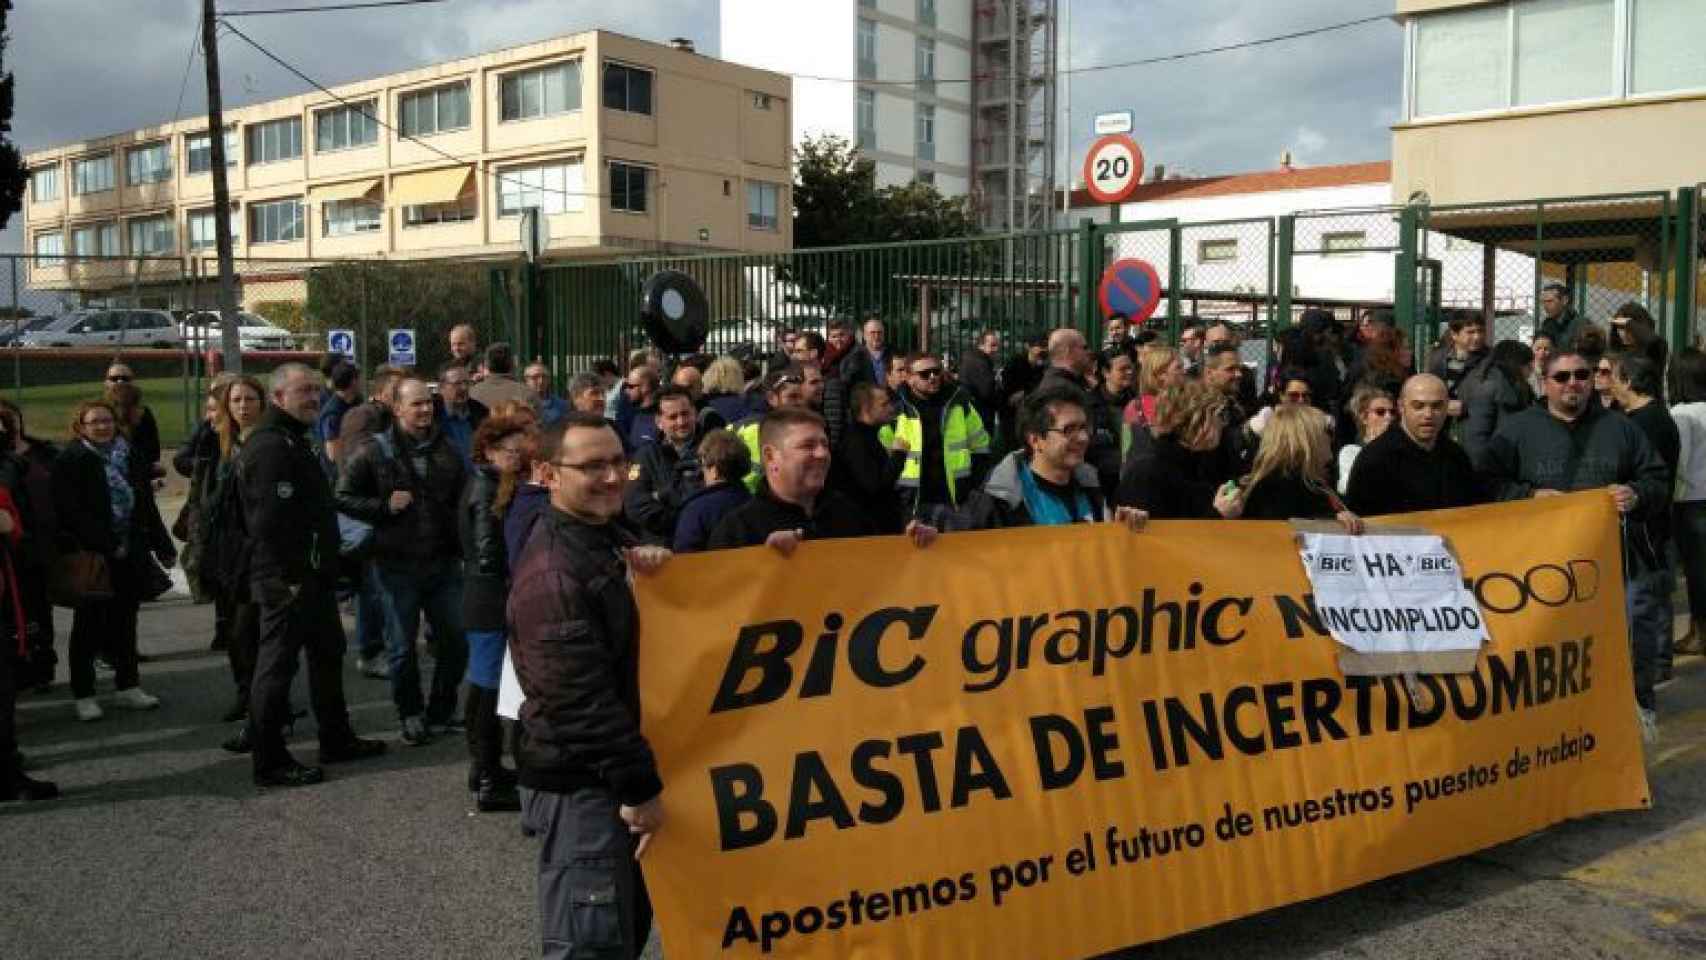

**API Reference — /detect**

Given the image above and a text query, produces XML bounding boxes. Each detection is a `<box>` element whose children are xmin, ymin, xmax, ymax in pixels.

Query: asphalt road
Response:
<box><xmin>5</xmin><ymin>589</ymin><xmax>1706</xmax><ymax>959</ymax></box>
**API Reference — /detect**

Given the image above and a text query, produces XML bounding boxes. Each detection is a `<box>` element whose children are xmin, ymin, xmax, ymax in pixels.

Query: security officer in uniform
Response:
<box><xmin>881</xmin><ymin>351</ymin><xmax>991</xmax><ymax>526</ymax></box>
<box><xmin>734</xmin><ymin>367</ymin><xmax>809</xmax><ymax>493</ymax></box>
<box><xmin>623</xmin><ymin>386</ymin><xmax>705</xmax><ymax>540</ymax></box>
<box><xmin>239</xmin><ymin>363</ymin><xmax>385</xmax><ymax>787</ymax></box>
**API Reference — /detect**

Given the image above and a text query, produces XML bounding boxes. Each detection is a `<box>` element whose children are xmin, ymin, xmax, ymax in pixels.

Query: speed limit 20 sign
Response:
<box><xmin>1082</xmin><ymin>134</ymin><xmax>1144</xmax><ymax>205</ymax></box>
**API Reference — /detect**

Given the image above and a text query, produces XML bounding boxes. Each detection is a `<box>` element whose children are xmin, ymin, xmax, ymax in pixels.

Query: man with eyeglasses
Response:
<box><xmin>957</xmin><ymin>386</ymin><xmax>1147</xmax><ymax>531</ymax></box>
<box><xmin>436</xmin><ymin>361</ymin><xmax>489</xmax><ymax>469</ymax></box>
<box><xmin>623</xmin><ymin>387</ymin><xmax>705</xmax><ymax>541</ymax></box>
<box><xmin>524</xmin><ymin>361</ymin><xmax>567</xmax><ymax>427</ymax></box>
<box><xmin>1345</xmin><ymin>374</ymin><xmax>1482</xmax><ymax>517</ymax></box>
<box><xmin>509</xmin><ymin>412</ymin><xmax>672</xmax><ymax>960</ymax></box>
<box><xmin>882</xmin><ymin>352</ymin><xmax>992</xmax><ymax>527</ymax></box>
<box><xmin>1178</xmin><ymin>323</ymin><xmax>1206</xmax><ymax>376</ymax></box>
<box><xmin>1483</xmin><ymin>349</ymin><xmax>1670</xmax><ymax>742</ymax></box>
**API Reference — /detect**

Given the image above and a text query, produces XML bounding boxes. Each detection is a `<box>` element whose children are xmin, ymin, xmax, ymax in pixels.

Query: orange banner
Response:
<box><xmin>637</xmin><ymin>493</ymin><xmax>1649</xmax><ymax>958</ymax></box>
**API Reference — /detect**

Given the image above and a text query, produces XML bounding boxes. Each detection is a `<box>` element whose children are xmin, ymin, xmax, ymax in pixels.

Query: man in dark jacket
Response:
<box><xmin>959</xmin><ymin>329</ymin><xmax>1002</xmax><ymax>435</ymax></box>
<box><xmin>510</xmin><ymin>412</ymin><xmax>669</xmax><ymax>959</ymax></box>
<box><xmin>956</xmin><ymin>386</ymin><xmax>1147</xmax><ymax>531</ymax></box>
<box><xmin>1609</xmin><ymin>352</ymin><xmax>1681</xmax><ymax>683</ymax></box>
<box><xmin>623</xmin><ymin>387</ymin><xmax>703</xmax><ymax>541</ymax></box>
<box><xmin>1482</xmin><ymin>350</ymin><xmax>1670</xmax><ymax>736</ymax></box>
<box><xmin>239</xmin><ymin>363</ymin><xmax>384</xmax><ymax>787</ymax></box>
<box><xmin>335</xmin><ymin>377</ymin><xmax>469</xmax><ymax>745</ymax></box>
<box><xmin>1034</xmin><ymin>327</ymin><xmax>1122</xmax><ymax>494</ymax></box>
<box><xmin>1425</xmin><ymin>315</ymin><xmax>1488</xmax><ymax>430</ymax></box>
<box><xmin>830</xmin><ymin>382</ymin><xmax>907</xmax><ymax>534</ymax></box>
<box><xmin>673</xmin><ymin>429</ymin><xmax>753</xmax><ymax>552</ymax></box>
<box><xmin>839</xmin><ymin>318</ymin><xmax>890</xmax><ymax>392</ymax></box>
<box><xmin>1345</xmin><ymin>375</ymin><xmax>1483</xmax><ymax>516</ymax></box>
<box><xmin>436</xmin><ymin>362</ymin><xmax>489</xmax><ymax>469</ymax></box>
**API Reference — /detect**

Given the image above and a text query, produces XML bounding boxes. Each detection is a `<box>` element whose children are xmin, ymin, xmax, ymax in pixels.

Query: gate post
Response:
<box><xmin>1275</xmin><ymin>215</ymin><xmax>1295</xmax><ymax>330</ymax></box>
<box><xmin>1077</xmin><ymin>217</ymin><xmax>1100</xmax><ymax>337</ymax></box>
<box><xmin>1395</xmin><ymin>204</ymin><xmax>1421</xmax><ymax>359</ymax></box>
<box><xmin>1673</xmin><ymin>185</ymin><xmax>1699</xmax><ymax>348</ymax></box>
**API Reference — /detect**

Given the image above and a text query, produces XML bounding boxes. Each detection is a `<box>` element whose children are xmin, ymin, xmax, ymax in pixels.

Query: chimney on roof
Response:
<box><xmin>1279</xmin><ymin>150</ymin><xmax>1295</xmax><ymax>170</ymax></box>
<box><xmin>669</xmin><ymin>37</ymin><xmax>696</xmax><ymax>53</ymax></box>
<box><xmin>1149</xmin><ymin>163</ymin><xmax>1165</xmax><ymax>183</ymax></box>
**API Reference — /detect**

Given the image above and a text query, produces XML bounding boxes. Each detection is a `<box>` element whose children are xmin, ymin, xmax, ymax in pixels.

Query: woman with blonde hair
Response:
<box><xmin>703</xmin><ymin>355</ymin><xmax>753</xmax><ymax>426</ymax></box>
<box><xmin>1336</xmin><ymin>385</ymin><xmax>1395</xmax><ymax>493</ymax></box>
<box><xmin>1223</xmin><ymin>404</ymin><xmax>1364</xmax><ymax>532</ymax></box>
<box><xmin>202</xmin><ymin>375</ymin><xmax>267</xmax><ymax>739</ymax></box>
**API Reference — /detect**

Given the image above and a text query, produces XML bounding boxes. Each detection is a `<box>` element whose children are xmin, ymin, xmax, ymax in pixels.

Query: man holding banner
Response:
<box><xmin>509</xmin><ymin>412</ymin><xmax>673</xmax><ymax>960</ymax></box>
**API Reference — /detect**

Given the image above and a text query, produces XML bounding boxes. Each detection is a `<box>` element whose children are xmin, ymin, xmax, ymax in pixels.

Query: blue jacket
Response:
<box><xmin>672</xmin><ymin>482</ymin><xmax>751</xmax><ymax>553</ymax></box>
<box><xmin>504</xmin><ymin>482</ymin><xmax>552</xmax><ymax>570</ymax></box>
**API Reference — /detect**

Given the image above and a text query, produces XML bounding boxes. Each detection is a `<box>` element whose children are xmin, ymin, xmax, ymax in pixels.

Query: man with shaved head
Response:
<box><xmin>1344</xmin><ymin>373</ymin><xmax>1483</xmax><ymax>516</ymax></box>
<box><xmin>1035</xmin><ymin>327</ymin><xmax>1122</xmax><ymax>492</ymax></box>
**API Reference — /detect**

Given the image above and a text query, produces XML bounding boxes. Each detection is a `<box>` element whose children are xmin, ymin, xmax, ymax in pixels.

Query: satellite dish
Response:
<box><xmin>639</xmin><ymin>270</ymin><xmax>708</xmax><ymax>354</ymax></box>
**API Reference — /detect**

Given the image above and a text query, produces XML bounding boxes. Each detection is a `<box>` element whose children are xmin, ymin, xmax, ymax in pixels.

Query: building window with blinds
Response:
<box><xmin>126</xmin><ymin>142</ymin><xmax>172</xmax><ymax>185</ymax></box>
<box><xmin>250</xmin><ymin>198</ymin><xmax>304</xmax><ymax>244</ymax></box>
<box><xmin>30</xmin><ymin>166</ymin><xmax>59</xmax><ymax>203</ymax></box>
<box><xmin>315</xmin><ymin>101</ymin><xmax>379</xmax><ymax>152</ymax></box>
<box><xmin>502</xmin><ymin>61</ymin><xmax>582</xmax><ymax>121</ymax></box>
<box><xmin>747</xmin><ymin>182</ymin><xmax>780</xmax><ymax>231</ymax></box>
<box><xmin>398</xmin><ymin>81</ymin><xmax>471</xmax><ymax>137</ymax></box>
<box><xmin>322</xmin><ymin>198</ymin><xmax>382</xmax><ymax>236</ymax></box>
<box><xmin>72</xmin><ymin>154</ymin><xmax>114</xmax><ymax>195</ymax></box>
<box><xmin>186</xmin><ymin>129</ymin><xmax>238</xmax><ymax>174</ymax></box>
<box><xmin>247</xmin><ymin>117</ymin><xmax>303</xmax><ymax>166</ymax></box>
<box><xmin>127</xmin><ymin>215</ymin><xmax>176</xmax><ymax>256</ymax></box>
<box><xmin>497</xmin><ymin>160</ymin><xmax>585</xmax><ymax>216</ymax></box>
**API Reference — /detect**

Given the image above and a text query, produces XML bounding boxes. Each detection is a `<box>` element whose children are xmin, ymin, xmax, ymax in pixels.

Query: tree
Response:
<box><xmin>0</xmin><ymin>1</ymin><xmax>24</xmax><ymax>231</ymax></box>
<box><xmin>792</xmin><ymin>134</ymin><xmax>978</xmax><ymax>248</ymax></box>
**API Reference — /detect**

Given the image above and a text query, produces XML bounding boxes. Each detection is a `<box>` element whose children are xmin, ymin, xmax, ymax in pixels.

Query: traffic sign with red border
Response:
<box><xmin>1083</xmin><ymin>134</ymin><xmax>1144</xmax><ymax>205</ymax></box>
<box><xmin>1098</xmin><ymin>258</ymin><xmax>1163</xmax><ymax>322</ymax></box>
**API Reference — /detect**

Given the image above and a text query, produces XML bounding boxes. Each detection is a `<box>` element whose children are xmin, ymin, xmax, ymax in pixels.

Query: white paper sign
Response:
<box><xmin>1297</xmin><ymin>532</ymin><xmax>1489</xmax><ymax>658</ymax></box>
<box><xmin>496</xmin><ymin>648</ymin><xmax>524</xmax><ymax>720</ymax></box>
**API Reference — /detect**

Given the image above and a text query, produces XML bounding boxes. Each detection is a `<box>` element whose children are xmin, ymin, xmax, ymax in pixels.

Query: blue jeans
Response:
<box><xmin>375</xmin><ymin>561</ymin><xmax>468</xmax><ymax>723</ymax></box>
<box><xmin>1625</xmin><ymin>568</ymin><xmax>1670</xmax><ymax>712</ymax></box>
<box><xmin>354</xmin><ymin>563</ymin><xmax>385</xmax><ymax>661</ymax></box>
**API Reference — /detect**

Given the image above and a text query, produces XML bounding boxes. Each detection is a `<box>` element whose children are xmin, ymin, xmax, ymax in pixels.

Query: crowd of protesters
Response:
<box><xmin>2</xmin><ymin>297</ymin><xmax>1702</xmax><ymax>958</ymax></box>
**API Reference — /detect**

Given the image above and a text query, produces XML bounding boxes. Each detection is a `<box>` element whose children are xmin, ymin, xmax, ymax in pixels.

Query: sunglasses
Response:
<box><xmin>912</xmin><ymin>368</ymin><xmax>943</xmax><ymax>379</ymax></box>
<box><xmin>1549</xmin><ymin>368</ymin><xmax>1593</xmax><ymax>383</ymax></box>
<box><xmin>1284</xmin><ymin>390</ymin><xmax>1313</xmax><ymax>401</ymax></box>
<box><xmin>106</xmin><ymin>375</ymin><xmax>132</xmax><ymax>383</ymax></box>
<box><xmin>1368</xmin><ymin>407</ymin><xmax>1395</xmax><ymax>417</ymax></box>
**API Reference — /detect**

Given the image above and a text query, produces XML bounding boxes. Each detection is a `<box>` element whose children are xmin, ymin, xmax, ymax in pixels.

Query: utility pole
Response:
<box><xmin>201</xmin><ymin>0</ymin><xmax>243</xmax><ymax>372</ymax></box>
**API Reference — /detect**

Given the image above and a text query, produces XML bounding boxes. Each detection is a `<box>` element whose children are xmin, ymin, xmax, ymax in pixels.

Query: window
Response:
<box><xmin>128</xmin><ymin>215</ymin><xmax>176</xmax><ymax>255</ymax></box>
<box><xmin>30</xmin><ymin>166</ymin><xmax>59</xmax><ymax>203</ymax></box>
<box><xmin>857</xmin><ymin>89</ymin><xmax>877</xmax><ymax>149</ymax></box>
<box><xmin>186</xmin><ymin>129</ymin><xmax>238</xmax><ymax>174</ymax></box>
<box><xmin>916</xmin><ymin>171</ymin><xmax>935</xmax><ymax>187</ymax></box>
<box><xmin>602</xmin><ymin>63</ymin><xmax>653</xmax><ymax>115</ymax></box>
<box><xmin>321</xmin><ymin>198</ymin><xmax>382</xmax><ymax>237</ymax></box>
<box><xmin>249</xmin><ymin>197</ymin><xmax>305</xmax><ymax>244</ymax></box>
<box><xmin>609</xmin><ymin>162</ymin><xmax>649</xmax><ymax>214</ymax></box>
<box><xmin>502</xmin><ymin>61</ymin><xmax>582</xmax><ymax>121</ymax></box>
<box><xmin>916</xmin><ymin>37</ymin><xmax>936</xmax><ymax>91</ymax></box>
<box><xmin>72</xmin><ymin>153</ymin><xmax>115</xmax><ymax>195</ymax></box>
<box><xmin>1199</xmin><ymin>238</ymin><xmax>1238</xmax><ymax>263</ymax></box>
<box><xmin>1323</xmin><ymin>231</ymin><xmax>1367</xmax><ymax>256</ymax></box>
<box><xmin>315</xmin><ymin>101</ymin><xmax>379</xmax><ymax>152</ymax></box>
<box><xmin>1413</xmin><ymin>4</ymin><xmax>1508</xmax><ymax>117</ymax></box>
<box><xmin>398</xmin><ymin>81</ymin><xmax>471</xmax><ymax>137</ymax></box>
<box><xmin>1632</xmin><ymin>0</ymin><xmax>1706</xmax><ymax>95</ymax></box>
<box><xmin>71</xmin><ymin>222</ymin><xmax>120</xmax><ymax>257</ymax></box>
<box><xmin>402</xmin><ymin>196</ymin><xmax>477</xmax><ymax>227</ymax></box>
<box><xmin>747</xmin><ymin>182</ymin><xmax>780</xmax><ymax>231</ymax></box>
<box><xmin>752</xmin><ymin>92</ymin><xmax>773</xmax><ymax>110</ymax></box>
<box><xmin>919</xmin><ymin>0</ymin><xmax>937</xmax><ymax>27</ymax></box>
<box><xmin>125</xmin><ymin>142</ymin><xmax>172</xmax><ymax>186</ymax></box>
<box><xmin>916</xmin><ymin>104</ymin><xmax>935</xmax><ymax>161</ymax></box>
<box><xmin>32</xmin><ymin>232</ymin><xmax>64</xmax><ymax>265</ymax></box>
<box><xmin>857</xmin><ymin>19</ymin><xmax>877</xmax><ymax>79</ymax></box>
<box><xmin>497</xmin><ymin>160</ymin><xmax>586</xmax><ymax>216</ymax></box>
<box><xmin>188</xmin><ymin>208</ymin><xmax>239</xmax><ymax>251</ymax></box>
<box><xmin>1514</xmin><ymin>0</ymin><xmax>1614</xmax><ymax>107</ymax></box>
<box><xmin>247</xmin><ymin>117</ymin><xmax>303</xmax><ymax>166</ymax></box>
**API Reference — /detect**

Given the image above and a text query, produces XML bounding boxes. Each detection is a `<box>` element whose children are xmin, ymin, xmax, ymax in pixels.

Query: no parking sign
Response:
<box><xmin>1097</xmin><ymin>258</ymin><xmax>1163</xmax><ymax>323</ymax></box>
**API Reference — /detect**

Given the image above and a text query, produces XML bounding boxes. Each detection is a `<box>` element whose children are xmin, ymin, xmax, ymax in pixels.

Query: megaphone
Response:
<box><xmin>639</xmin><ymin>270</ymin><xmax>709</xmax><ymax>354</ymax></box>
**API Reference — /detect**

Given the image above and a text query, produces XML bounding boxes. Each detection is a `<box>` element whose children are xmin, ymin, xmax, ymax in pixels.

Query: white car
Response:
<box><xmin>179</xmin><ymin>311</ymin><xmax>298</xmax><ymax>352</ymax></box>
<box><xmin>17</xmin><ymin>308</ymin><xmax>185</xmax><ymax>349</ymax></box>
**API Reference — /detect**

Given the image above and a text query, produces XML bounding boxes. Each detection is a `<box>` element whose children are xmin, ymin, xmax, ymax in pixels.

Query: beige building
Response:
<box><xmin>21</xmin><ymin>30</ymin><xmax>793</xmax><ymax>299</ymax></box>
<box><xmin>1391</xmin><ymin>0</ymin><xmax>1706</xmax><ymax>205</ymax></box>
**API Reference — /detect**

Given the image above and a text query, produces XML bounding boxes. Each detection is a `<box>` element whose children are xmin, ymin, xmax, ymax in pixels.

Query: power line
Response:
<box><xmin>798</xmin><ymin>13</ymin><xmax>1393</xmax><ymax>87</ymax></box>
<box><xmin>219</xmin><ymin>0</ymin><xmax>453</xmax><ymax>16</ymax></box>
<box><xmin>216</xmin><ymin>18</ymin><xmax>611</xmax><ymax>203</ymax></box>
<box><xmin>169</xmin><ymin>13</ymin><xmax>204</xmax><ymax>131</ymax></box>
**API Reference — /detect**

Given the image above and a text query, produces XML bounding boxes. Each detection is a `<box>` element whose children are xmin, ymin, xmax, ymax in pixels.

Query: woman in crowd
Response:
<box><xmin>1529</xmin><ymin>332</ymin><xmax>1554</xmax><ymax>398</ymax></box>
<box><xmin>1225</xmin><ymin>404</ymin><xmax>1364</xmax><ymax>532</ymax></box>
<box><xmin>675</xmin><ymin>430</ymin><xmax>755</xmax><ymax>553</ymax></box>
<box><xmin>1670</xmin><ymin>348</ymin><xmax>1706</xmax><ymax>658</ymax></box>
<box><xmin>0</xmin><ymin>400</ymin><xmax>60</xmax><ymax>692</ymax></box>
<box><xmin>0</xmin><ymin>478</ymin><xmax>54</xmax><ymax>802</ymax></box>
<box><xmin>1336</xmin><ymin>385</ymin><xmax>1395</xmax><ymax>494</ymax></box>
<box><xmin>1593</xmin><ymin>354</ymin><xmax>1620</xmax><ymax>412</ymax></box>
<box><xmin>702</xmin><ymin>356</ymin><xmax>752</xmax><ymax>428</ymax></box>
<box><xmin>460</xmin><ymin>414</ymin><xmax>536</xmax><ymax>812</ymax></box>
<box><xmin>55</xmin><ymin>399</ymin><xmax>174</xmax><ymax>721</ymax></box>
<box><xmin>104</xmin><ymin>363</ymin><xmax>163</xmax><ymax>482</ymax></box>
<box><xmin>1115</xmin><ymin>382</ymin><xmax>1238</xmax><ymax>519</ymax></box>
<box><xmin>202</xmin><ymin>375</ymin><xmax>266</xmax><ymax>739</ymax></box>
<box><xmin>1462</xmin><ymin>340</ymin><xmax>1535</xmax><ymax>470</ymax></box>
<box><xmin>1612</xmin><ymin>302</ymin><xmax>1668</xmax><ymax>390</ymax></box>
<box><xmin>174</xmin><ymin>374</ymin><xmax>235</xmax><ymax>611</ymax></box>
<box><xmin>1346</xmin><ymin>320</ymin><xmax>1411</xmax><ymax>399</ymax></box>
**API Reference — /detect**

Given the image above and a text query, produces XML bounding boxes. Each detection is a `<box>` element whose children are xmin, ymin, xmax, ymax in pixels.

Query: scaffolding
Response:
<box><xmin>971</xmin><ymin>0</ymin><xmax>1058</xmax><ymax>234</ymax></box>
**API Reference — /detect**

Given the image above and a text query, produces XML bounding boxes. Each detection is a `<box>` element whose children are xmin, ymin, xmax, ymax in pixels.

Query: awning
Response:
<box><xmin>309</xmin><ymin>178</ymin><xmax>380</xmax><ymax>202</ymax></box>
<box><xmin>389</xmin><ymin>166</ymin><xmax>472</xmax><ymax>207</ymax></box>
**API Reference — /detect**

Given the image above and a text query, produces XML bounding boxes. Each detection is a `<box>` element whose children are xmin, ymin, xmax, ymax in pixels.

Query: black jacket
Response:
<box><xmin>954</xmin><ymin>452</ymin><xmax>1107</xmax><ymax>530</ymax></box>
<box><xmin>53</xmin><ymin>439</ymin><xmax>171</xmax><ymax>562</ymax></box>
<box><xmin>459</xmin><ymin>464</ymin><xmax>510</xmax><ymax>632</ymax></box>
<box><xmin>1461</xmin><ymin>366</ymin><xmax>1532</xmax><ymax>471</ymax></box>
<box><xmin>1241</xmin><ymin>472</ymin><xmax>1342</xmax><ymax>521</ymax></box>
<box><xmin>1115</xmin><ymin>434</ymin><xmax>1228</xmax><ymax>519</ymax></box>
<box><xmin>126</xmin><ymin>406</ymin><xmax>163</xmax><ymax>476</ymax></box>
<box><xmin>706</xmin><ymin>489</ymin><xmax>882</xmax><ymax>549</ymax></box>
<box><xmin>959</xmin><ymin>348</ymin><xmax>999</xmax><ymax>424</ymax></box>
<box><xmin>507</xmin><ymin>509</ymin><xmax>660</xmax><ymax>804</ymax></box>
<box><xmin>622</xmin><ymin>434</ymin><xmax>703</xmax><ymax>541</ymax></box>
<box><xmin>0</xmin><ymin>438</ymin><xmax>59</xmax><ymax>570</ymax></box>
<box><xmin>1344</xmin><ymin>427</ymin><xmax>1483</xmax><ymax>517</ymax></box>
<box><xmin>1482</xmin><ymin>403</ymin><xmax>1669</xmax><ymax>515</ymax></box>
<box><xmin>1035</xmin><ymin>366</ymin><xmax>1122</xmax><ymax>493</ymax></box>
<box><xmin>335</xmin><ymin>423</ymin><xmax>467</xmax><ymax>575</ymax></box>
<box><xmin>829</xmin><ymin>420</ymin><xmax>906</xmax><ymax>534</ymax></box>
<box><xmin>237</xmin><ymin>408</ymin><xmax>340</xmax><ymax>587</ymax></box>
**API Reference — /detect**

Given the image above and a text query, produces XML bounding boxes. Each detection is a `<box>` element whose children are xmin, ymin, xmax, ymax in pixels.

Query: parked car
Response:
<box><xmin>178</xmin><ymin>311</ymin><xmax>298</xmax><ymax>352</ymax></box>
<box><xmin>16</xmin><ymin>308</ymin><xmax>185</xmax><ymax>350</ymax></box>
<box><xmin>0</xmin><ymin>314</ymin><xmax>61</xmax><ymax>347</ymax></box>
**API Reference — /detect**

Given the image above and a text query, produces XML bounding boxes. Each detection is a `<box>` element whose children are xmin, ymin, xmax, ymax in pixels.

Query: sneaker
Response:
<box><xmin>112</xmin><ymin>687</ymin><xmax>161</xmax><ymax>711</ymax></box>
<box><xmin>400</xmin><ymin>716</ymin><xmax>432</xmax><ymax>746</ymax></box>
<box><xmin>221</xmin><ymin>727</ymin><xmax>254</xmax><ymax>754</ymax></box>
<box><xmin>1638</xmin><ymin>707</ymin><xmax>1660</xmax><ymax>745</ymax></box>
<box><xmin>356</xmin><ymin>657</ymin><xmax>389</xmax><ymax>679</ymax></box>
<box><xmin>254</xmin><ymin>760</ymin><xmax>325</xmax><ymax>788</ymax></box>
<box><xmin>74</xmin><ymin>697</ymin><xmax>104</xmax><ymax>722</ymax></box>
<box><xmin>425</xmin><ymin>713</ymin><xmax>465</xmax><ymax>737</ymax></box>
<box><xmin>1</xmin><ymin>772</ymin><xmax>60</xmax><ymax>804</ymax></box>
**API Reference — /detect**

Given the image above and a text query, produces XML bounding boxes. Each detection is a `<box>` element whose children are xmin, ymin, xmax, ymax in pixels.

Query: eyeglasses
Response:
<box><xmin>82</xmin><ymin>417</ymin><xmax>115</xmax><ymax>427</ymax></box>
<box><xmin>623</xmin><ymin>382</ymin><xmax>645</xmax><ymax>391</ymax></box>
<box><xmin>106</xmin><ymin>375</ymin><xmax>132</xmax><ymax>383</ymax></box>
<box><xmin>554</xmin><ymin>457</ymin><xmax>628</xmax><ymax>477</ymax></box>
<box><xmin>772</xmin><ymin>375</ymin><xmax>804</xmax><ymax>387</ymax></box>
<box><xmin>1550</xmin><ymin>368</ymin><xmax>1593</xmax><ymax>383</ymax></box>
<box><xmin>1593</xmin><ymin>367</ymin><xmax>1613</xmax><ymax>377</ymax></box>
<box><xmin>1284</xmin><ymin>390</ymin><xmax>1313</xmax><ymax>401</ymax></box>
<box><xmin>1368</xmin><ymin>406</ymin><xmax>1396</xmax><ymax>418</ymax></box>
<box><xmin>1046</xmin><ymin>423</ymin><xmax>1090</xmax><ymax>438</ymax></box>
<box><xmin>912</xmin><ymin>368</ymin><xmax>943</xmax><ymax>379</ymax></box>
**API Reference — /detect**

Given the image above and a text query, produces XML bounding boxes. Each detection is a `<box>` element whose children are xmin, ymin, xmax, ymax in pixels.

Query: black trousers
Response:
<box><xmin>1</xmin><ymin>645</ymin><xmax>17</xmax><ymax>769</ymax></box>
<box><xmin>215</xmin><ymin>590</ymin><xmax>260</xmax><ymax>710</ymax></box>
<box><xmin>520</xmin><ymin>787</ymin><xmax>652</xmax><ymax>960</ymax></box>
<box><xmin>69</xmin><ymin>594</ymin><xmax>140</xmax><ymax>699</ymax></box>
<box><xmin>246</xmin><ymin>576</ymin><xmax>355</xmax><ymax>772</ymax></box>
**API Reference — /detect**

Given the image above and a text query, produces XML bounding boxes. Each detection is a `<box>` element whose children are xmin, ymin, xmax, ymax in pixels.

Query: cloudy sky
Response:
<box><xmin>3</xmin><ymin>0</ymin><xmax>1400</xmax><ymax>250</ymax></box>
